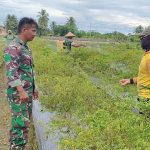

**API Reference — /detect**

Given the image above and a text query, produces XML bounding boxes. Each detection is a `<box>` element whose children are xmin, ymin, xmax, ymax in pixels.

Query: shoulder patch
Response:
<box><xmin>9</xmin><ymin>43</ymin><xmax>22</xmax><ymax>49</ymax></box>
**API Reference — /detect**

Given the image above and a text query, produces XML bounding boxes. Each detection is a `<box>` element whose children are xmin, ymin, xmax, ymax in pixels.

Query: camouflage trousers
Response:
<box><xmin>137</xmin><ymin>96</ymin><xmax>150</xmax><ymax>119</ymax></box>
<box><xmin>7</xmin><ymin>87</ymin><xmax>33</xmax><ymax>150</ymax></box>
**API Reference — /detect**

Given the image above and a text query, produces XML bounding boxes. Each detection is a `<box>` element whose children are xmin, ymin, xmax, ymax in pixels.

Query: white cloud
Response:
<box><xmin>61</xmin><ymin>0</ymin><xmax>84</xmax><ymax>4</ymax></box>
<box><xmin>1</xmin><ymin>0</ymin><xmax>150</xmax><ymax>33</ymax></box>
<box><xmin>89</xmin><ymin>9</ymin><xmax>150</xmax><ymax>27</ymax></box>
<box><xmin>0</xmin><ymin>0</ymin><xmax>67</xmax><ymax>18</ymax></box>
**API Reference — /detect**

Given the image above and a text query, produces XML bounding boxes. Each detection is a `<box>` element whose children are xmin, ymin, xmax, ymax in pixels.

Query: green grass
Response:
<box><xmin>0</xmin><ymin>37</ymin><xmax>5</xmax><ymax>67</ymax></box>
<box><xmin>1</xmin><ymin>37</ymin><xmax>149</xmax><ymax>149</ymax></box>
<box><xmin>29</xmin><ymin>38</ymin><xmax>150</xmax><ymax>149</ymax></box>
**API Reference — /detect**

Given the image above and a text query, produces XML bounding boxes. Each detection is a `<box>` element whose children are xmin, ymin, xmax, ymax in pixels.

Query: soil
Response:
<box><xmin>0</xmin><ymin>64</ymin><xmax>10</xmax><ymax>150</ymax></box>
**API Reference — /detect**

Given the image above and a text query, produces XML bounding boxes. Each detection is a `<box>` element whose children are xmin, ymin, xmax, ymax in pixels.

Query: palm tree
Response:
<box><xmin>134</xmin><ymin>25</ymin><xmax>144</xmax><ymax>34</ymax></box>
<box><xmin>66</xmin><ymin>17</ymin><xmax>77</xmax><ymax>33</ymax></box>
<box><xmin>50</xmin><ymin>21</ymin><xmax>56</xmax><ymax>34</ymax></box>
<box><xmin>5</xmin><ymin>14</ymin><xmax>18</xmax><ymax>33</ymax></box>
<box><xmin>37</xmin><ymin>9</ymin><xmax>49</xmax><ymax>36</ymax></box>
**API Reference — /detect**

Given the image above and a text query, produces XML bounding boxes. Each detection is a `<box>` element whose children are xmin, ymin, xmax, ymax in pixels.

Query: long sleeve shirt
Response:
<box><xmin>4</xmin><ymin>37</ymin><xmax>35</xmax><ymax>94</ymax></box>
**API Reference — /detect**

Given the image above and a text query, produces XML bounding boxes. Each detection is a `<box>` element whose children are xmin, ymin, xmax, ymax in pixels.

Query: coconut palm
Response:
<box><xmin>5</xmin><ymin>14</ymin><xmax>18</xmax><ymax>34</ymax></box>
<box><xmin>37</xmin><ymin>9</ymin><xmax>49</xmax><ymax>36</ymax></box>
<box><xmin>66</xmin><ymin>17</ymin><xmax>77</xmax><ymax>34</ymax></box>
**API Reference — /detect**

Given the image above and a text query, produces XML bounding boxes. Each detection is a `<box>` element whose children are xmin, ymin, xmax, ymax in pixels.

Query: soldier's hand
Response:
<box><xmin>33</xmin><ymin>89</ymin><xmax>39</xmax><ymax>100</ymax></box>
<box><xmin>18</xmin><ymin>90</ymin><xmax>29</xmax><ymax>103</ymax></box>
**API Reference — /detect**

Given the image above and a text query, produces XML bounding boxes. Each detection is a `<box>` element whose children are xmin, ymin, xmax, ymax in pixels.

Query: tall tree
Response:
<box><xmin>134</xmin><ymin>25</ymin><xmax>144</xmax><ymax>34</ymax></box>
<box><xmin>37</xmin><ymin>9</ymin><xmax>49</xmax><ymax>36</ymax></box>
<box><xmin>66</xmin><ymin>17</ymin><xmax>77</xmax><ymax>33</ymax></box>
<box><xmin>5</xmin><ymin>14</ymin><xmax>18</xmax><ymax>34</ymax></box>
<box><xmin>56</xmin><ymin>25</ymin><xmax>69</xmax><ymax>36</ymax></box>
<box><xmin>50</xmin><ymin>21</ymin><xmax>56</xmax><ymax>35</ymax></box>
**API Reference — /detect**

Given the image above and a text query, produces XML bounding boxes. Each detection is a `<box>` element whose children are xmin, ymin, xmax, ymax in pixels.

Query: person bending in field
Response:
<box><xmin>63</xmin><ymin>32</ymin><xmax>86</xmax><ymax>52</ymax></box>
<box><xmin>119</xmin><ymin>28</ymin><xmax>150</xmax><ymax>119</ymax></box>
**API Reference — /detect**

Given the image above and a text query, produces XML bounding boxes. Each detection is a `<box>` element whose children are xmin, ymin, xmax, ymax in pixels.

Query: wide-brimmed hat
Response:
<box><xmin>65</xmin><ymin>32</ymin><xmax>75</xmax><ymax>37</ymax></box>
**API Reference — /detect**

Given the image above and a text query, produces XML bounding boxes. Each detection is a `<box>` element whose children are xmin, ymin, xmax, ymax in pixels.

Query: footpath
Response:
<box><xmin>0</xmin><ymin>65</ymin><xmax>10</xmax><ymax>149</ymax></box>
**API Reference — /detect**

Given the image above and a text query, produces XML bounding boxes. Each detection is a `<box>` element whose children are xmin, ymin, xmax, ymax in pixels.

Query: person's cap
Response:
<box><xmin>65</xmin><ymin>32</ymin><xmax>75</xmax><ymax>37</ymax></box>
<box><xmin>141</xmin><ymin>26</ymin><xmax>150</xmax><ymax>36</ymax></box>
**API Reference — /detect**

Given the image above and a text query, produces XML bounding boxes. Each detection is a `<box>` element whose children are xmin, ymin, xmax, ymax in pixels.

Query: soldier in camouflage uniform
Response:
<box><xmin>4</xmin><ymin>17</ymin><xmax>39</xmax><ymax>150</ymax></box>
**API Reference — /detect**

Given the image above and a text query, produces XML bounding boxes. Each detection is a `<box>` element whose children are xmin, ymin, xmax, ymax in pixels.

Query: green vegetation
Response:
<box><xmin>37</xmin><ymin>9</ymin><xmax>49</xmax><ymax>36</ymax></box>
<box><xmin>29</xmin><ymin>38</ymin><xmax>150</xmax><ymax>149</ymax></box>
<box><xmin>0</xmin><ymin>37</ymin><xmax>5</xmax><ymax>67</ymax></box>
<box><xmin>28</xmin><ymin>120</ymin><xmax>39</xmax><ymax>150</ymax></box>
<box><xmin>2</xmin><ymin>9</ymin><xmax>149</xmax><ymax>39</ymax></box>
<box><xmin>134</xmin><ymin>25</ymin><xmax>144</xmax><ymax>34</ymax></box>
<box><xmin>1</xmin><ymin>36</ymin><xmax>149</xmax><ymax>149</ymax></box>
<box><xmin>5</xmin><ymin>14</ymin><xmax>18</xmax><ymax>34</ymax></box>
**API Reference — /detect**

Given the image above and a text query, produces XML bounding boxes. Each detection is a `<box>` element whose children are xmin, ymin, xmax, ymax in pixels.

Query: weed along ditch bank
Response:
<box><xmin>1</xmin><ymin>37</ymin><xmax>150</xmax><ymax>149</ymax></box>
<box><xmin>30</xmin><ymin>38</ymin><xmax>150</xmax><ymax>149</ymax></box>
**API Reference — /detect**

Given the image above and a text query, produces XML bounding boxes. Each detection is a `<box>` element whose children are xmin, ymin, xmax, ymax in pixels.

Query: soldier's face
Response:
<box><xmin>24</xmin><ymin>24</ymin><xmax>37</xmax><ymax>41</ymax></box>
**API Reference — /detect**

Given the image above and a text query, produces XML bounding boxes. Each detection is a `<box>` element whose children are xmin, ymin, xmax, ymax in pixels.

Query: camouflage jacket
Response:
<box><xmin>4</xmin><ymin>37</ymin><xmax>35</xmax><ymax>93</ymax></box>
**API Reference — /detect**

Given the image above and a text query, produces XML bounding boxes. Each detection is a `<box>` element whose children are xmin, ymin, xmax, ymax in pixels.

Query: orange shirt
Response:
<box><xmin>137</xmin><ymin>52</ymin><xmax>150</xmax><ymax>98</ymax></box>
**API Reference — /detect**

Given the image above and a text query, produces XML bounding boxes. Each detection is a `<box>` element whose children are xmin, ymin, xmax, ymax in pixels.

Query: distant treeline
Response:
<box><xmin>2</xmin><ymin>9</ymin><xmax>148</xmax><ymax>40</ymax></box>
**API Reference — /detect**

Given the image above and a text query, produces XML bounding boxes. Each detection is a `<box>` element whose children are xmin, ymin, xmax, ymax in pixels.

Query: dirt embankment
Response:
<box><xmin>0</xmin><ymin>65</ymin><xmax>10</xmax><ymax>149</ymax></box>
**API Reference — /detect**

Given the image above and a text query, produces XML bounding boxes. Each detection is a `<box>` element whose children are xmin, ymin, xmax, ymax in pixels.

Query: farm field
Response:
<box><xmin>30</xmin><ymin>38</ymin><xmax>150</xmax><ymax>149</ymax></box>
<box><xmin>1</xmin><ymin>37</ymin><xmax>150</xmax><ymax>149</ymax></box>
<box><xmin>0</xmin><ymin>36</ymin><xmax>10</xmax><ymax>150</ymax></box>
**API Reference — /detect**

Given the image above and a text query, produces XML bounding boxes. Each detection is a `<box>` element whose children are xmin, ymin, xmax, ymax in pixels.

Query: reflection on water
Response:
<box><xmin>33</xmin><ymin>101</ymin><xmax>59</xmax><ymax>150</ymax></box>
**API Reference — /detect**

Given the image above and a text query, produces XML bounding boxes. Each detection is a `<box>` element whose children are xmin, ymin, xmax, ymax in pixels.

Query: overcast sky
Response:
<box><xmin>0</xmin><ymin>0</ymin><xmax>150</xmax><ymax>34</ymax></box>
